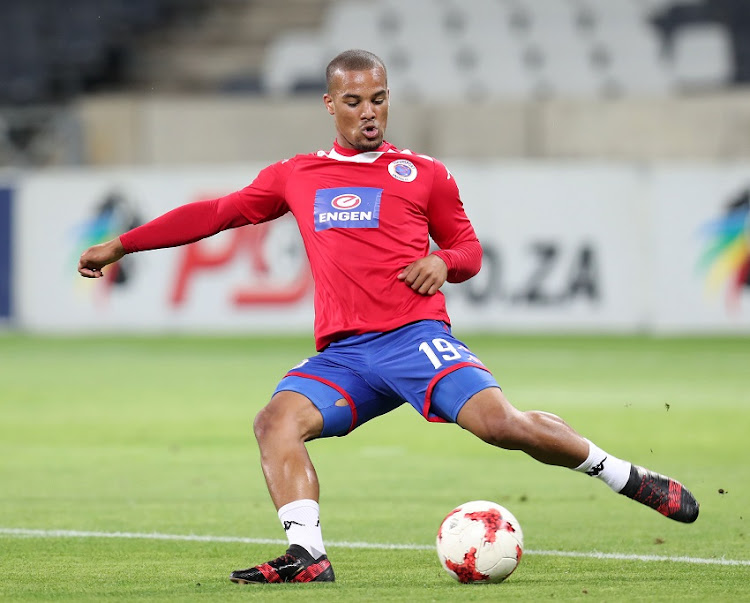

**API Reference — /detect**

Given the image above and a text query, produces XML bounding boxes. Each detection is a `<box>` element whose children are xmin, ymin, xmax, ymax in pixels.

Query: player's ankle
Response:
<box><xmin>573</xmin><ymin>439</ymin><xmax>631</xmax><ymax>492</ymax></box>
<box><xmin>278</xmin><ymin>499</ymin><xmax>327</xmax><ymax>559</ymax></box>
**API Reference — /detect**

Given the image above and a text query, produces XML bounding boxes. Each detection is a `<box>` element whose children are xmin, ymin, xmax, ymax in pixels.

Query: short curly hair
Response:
<box><xmin>325</xmin><ymin>49</ymin><xmax>387</xmax><ymax>92</ymax></box>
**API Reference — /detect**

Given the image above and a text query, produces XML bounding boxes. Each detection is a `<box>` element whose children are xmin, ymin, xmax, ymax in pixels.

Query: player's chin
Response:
<box><xmin>353</xmin><ymin>136</ymin><xmax>383</xmax><ymax>152</ymax></box>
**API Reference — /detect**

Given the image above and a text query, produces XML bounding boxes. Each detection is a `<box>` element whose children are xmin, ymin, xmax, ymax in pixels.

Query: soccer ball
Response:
<box><xmin>436</xmin><ymin>500</ymin><xmax>524</xmax><ymax>584</ymax></box>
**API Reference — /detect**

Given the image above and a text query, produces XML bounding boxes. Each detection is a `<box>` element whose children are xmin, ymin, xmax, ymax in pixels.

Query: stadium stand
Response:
<box><xmin>0</xmin><ymin>0</ymin><xmax>212</xmax><ymax>164</ymax></box>
<box><xmin>1</xmin><ymin>0</ymin><xmax>750</xmax><ymax>166</ymax></box>
<box><xmin>260</xmin><ymin>0</ymin><xmax>743</xmax><ymax>100</ymax></box>
<box><xmin>0</xmin><ymin>0</ymin><xmax>195</xmax><ymax>105</ymax></box>
<box><xmin>1</xmin><ymin>0</ymin><xmax>747</xmax><ymax>104</ymax></box>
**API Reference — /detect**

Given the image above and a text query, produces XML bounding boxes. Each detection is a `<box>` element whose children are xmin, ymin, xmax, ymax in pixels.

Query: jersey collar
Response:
<box><xmin>326</xmin><ymin>140</ymin><xmax>395</xmax><ymax>163</ymax></box>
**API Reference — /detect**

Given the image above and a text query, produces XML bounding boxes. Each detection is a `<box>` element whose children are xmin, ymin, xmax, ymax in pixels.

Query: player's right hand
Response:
<box><xmin>78</xmin><ymin>238</ymin><xmax>126</xmax><ymax>278</ymax></box>
<box><xmin>397</xmin><ymin>253</ymin><xmax>448</xmax><ymax>295</ymax></box>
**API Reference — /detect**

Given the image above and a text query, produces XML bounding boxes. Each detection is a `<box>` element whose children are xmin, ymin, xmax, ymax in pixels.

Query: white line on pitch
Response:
<box><xmin>1</xmin><ymin>527</ymin><xmax>749</xmax><ymax>567</ymax></box>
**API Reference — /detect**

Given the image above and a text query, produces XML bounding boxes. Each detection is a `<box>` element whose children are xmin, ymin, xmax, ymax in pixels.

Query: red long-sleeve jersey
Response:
<box><xmin>121</xmin><ymin>141</ymin><xmax>482</xmax><ymax>350</ymax></box>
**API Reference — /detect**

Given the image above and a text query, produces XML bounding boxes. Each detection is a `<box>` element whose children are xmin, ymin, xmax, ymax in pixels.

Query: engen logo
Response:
<box><xmin>331</xmin><ymin>193</ymin><xmax>362</xmax><ymax>210</ymax></box>
<box><xmin>314</xmin><ymin>186</ymin><xmax>382</xmax><ymax>231</ymax></box>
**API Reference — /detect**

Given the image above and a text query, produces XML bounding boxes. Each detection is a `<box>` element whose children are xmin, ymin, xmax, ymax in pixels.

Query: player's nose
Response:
<box><xmin>360</xmin><ymin>102</ymin><xmax>376</xmax><ymax>119</ymax></box>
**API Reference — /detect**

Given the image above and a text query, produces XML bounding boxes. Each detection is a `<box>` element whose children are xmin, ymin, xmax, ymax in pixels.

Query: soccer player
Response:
<box><xmin>78</xmin><ymin>49</ymin><xmax>699</xmax><ymax>584</ymax></box>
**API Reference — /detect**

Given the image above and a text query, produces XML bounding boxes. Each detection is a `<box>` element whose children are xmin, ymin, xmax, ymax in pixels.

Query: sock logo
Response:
<box><xmin>586</xmin><ymin>456</ymin><xmax>607</xmax><ymax>477</ymax></box>
<box><xmin>283</xmin><ymin>520</ymin><xmax>305</xmax><ymax>531</ymax></box>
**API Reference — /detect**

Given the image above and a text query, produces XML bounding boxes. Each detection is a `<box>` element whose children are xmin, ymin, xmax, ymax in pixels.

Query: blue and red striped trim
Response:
<box><xmin>286</xmin><ymin>371</ymin><xmax>358</xmax><ymax>434</ymax></box>
<box><xmin>422</xmin><ymin>362</ymin><xmax>493</xmax><ymax>422</ymax></box>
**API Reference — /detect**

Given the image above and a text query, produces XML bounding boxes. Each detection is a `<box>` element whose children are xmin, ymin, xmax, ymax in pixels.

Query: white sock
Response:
<box><xmin>574</xmin><ymin>439</ymin><xmax>631</xmax><ymax>492</ymax></box>
<box><xmin>278</xmin><ymin>499</ymin><xmax>326</xmax><ymax>559</ymax></box>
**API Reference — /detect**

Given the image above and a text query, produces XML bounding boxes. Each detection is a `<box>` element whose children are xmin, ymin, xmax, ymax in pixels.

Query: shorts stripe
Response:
<box><xmin>286</xmin><ymin>371</ymin><xmax>358</xmax><ymax>434</ymax></box>
<box><xmin>422</xmin><ymin>362</ymin><xmax>492</xmax><ymax>421</ymax></box>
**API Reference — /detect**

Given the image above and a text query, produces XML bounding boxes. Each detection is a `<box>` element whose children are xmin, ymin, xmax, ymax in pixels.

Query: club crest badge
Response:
<box><xmin>388</xmin><ymin>159</ymin><xmax>417</xmax><ymax>182</ymax></box>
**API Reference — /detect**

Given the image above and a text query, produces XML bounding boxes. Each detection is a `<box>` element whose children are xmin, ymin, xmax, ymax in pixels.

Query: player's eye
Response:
<box><xmin>373</xmin><ymin>99</ymin><xmax>385</xmax><ymax>105</ymax></box>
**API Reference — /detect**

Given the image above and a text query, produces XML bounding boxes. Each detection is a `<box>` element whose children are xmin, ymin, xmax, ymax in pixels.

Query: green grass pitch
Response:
<box><xmin>1</xmin><ymin>333</ymin><xmax>748</xmax><ymax>601</ymax></box>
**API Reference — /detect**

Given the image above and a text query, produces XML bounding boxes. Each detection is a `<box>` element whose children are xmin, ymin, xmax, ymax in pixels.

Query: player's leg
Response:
<box><xmin>253</xmin><ymin>390</ymin><xmax>324</xmax><ymax>510</ymax></box>
<box><xmin>397</xmin><ymin>322</ymin><xmax>697</xmax><ymax>523</ymax></box>
<box><xmin>231</xmin><ymin>342</ymin><xmax>397</xmax><ymax>585</ymax></box>
<box><xmin>230</xmin><ymin>389</ymin><xmax>335</xmax><ymax>584</ymax></box>
<box><xmin>455</xmin><ymin>386</ymin><xmax>589</xmax><ymax>467</ymax></box>
<box><xmin>455</xmin><ymin>386</ymin><xmax>699</xmax><ymax>523</ymax></box>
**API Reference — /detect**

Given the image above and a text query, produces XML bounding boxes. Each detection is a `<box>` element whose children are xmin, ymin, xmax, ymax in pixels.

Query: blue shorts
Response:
<box><xmin>273</xmin><ymin>320</ymin><xmax>500</xmax><ymax>437</ymax></box>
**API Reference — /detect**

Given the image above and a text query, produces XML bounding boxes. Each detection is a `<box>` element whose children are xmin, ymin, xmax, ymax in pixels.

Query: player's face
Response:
<box><xmin>324</xmin><ymin>67</ymin><xmax>389</xmax><ymax>152</ymax></box>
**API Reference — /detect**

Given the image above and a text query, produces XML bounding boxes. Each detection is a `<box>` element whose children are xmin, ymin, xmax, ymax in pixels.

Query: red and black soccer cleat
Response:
<box><xmin>230</xmin><ymin>544</ymin><xmax>335</xmax><ymax>584</ymax></box>
<box><xmin>619</xmin><ymin>465</ymin><xmax>699</xmax><ymax>523</ymax></box>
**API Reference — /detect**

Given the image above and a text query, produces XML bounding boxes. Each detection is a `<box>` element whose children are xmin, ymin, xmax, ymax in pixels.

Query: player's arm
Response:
<box><xmin>77</xmin><ymin>195</ymin><xmax>249</xmax><ymax>278</ymax></box>
<box><xmin>398</xmin><ymin>160</ymin><xmax>482</xmax><ymax>295</ymax></box>
<box><xmin>426</xmin><ymin>161</ymin><xmax>482</xmax><ymax>283</ymax></box>
<box><xmin>78</xmin><ymin>162</ymin><xmax>291</xmax><ymax>279</ymax></box>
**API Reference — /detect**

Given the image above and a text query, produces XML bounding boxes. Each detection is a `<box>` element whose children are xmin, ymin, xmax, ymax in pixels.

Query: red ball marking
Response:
<box><xmin>444</xmin><ymin>547</ymin><xmax>489</xmax><ymax>583</ymax></box>
<box><xmin>465</xmin><ymin>509</ymin><xmax>515</xmax><ymax>543</ymax></box>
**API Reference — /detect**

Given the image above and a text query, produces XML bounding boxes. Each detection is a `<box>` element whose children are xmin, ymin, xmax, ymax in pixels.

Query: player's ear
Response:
<box><xmin>323</xmin><ymin>93</ymin><xmax>335</xmax><ymax>116</ymax></box>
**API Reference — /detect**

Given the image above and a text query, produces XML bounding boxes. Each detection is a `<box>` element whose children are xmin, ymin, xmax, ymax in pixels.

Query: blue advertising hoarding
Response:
<box><xmin>0</xmin><ymin>186</ymin><xmax>11</xmax><ymax>320</ymax></box>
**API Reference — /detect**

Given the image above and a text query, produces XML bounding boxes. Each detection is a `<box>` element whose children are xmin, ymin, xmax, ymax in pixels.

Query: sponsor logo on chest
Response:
<box><xmin>314</xmin><ymin>187</ymin><xmax>383</xmax><ymax>231</ymax></box>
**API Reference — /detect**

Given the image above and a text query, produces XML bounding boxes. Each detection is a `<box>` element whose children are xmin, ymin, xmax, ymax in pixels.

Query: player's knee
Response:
<box><xmin>467</xmin><ymin>403</ymin><xmax>530</xmax><ymax>450</ymax></box>
<box><xmin>460</xmin><ymin>389</ymin><xmax>526</xmax><ymax>449</ymax></box>
<box><xmin>485</xmin><ymin>409</ymin><xmax>563</xmax><ymax>450</ymax></box>
<box><xmin>254</xmin><ymin>391</ymin><xmax>324</xmax><ymax>443</ymax></box>
<box><xmin>252</xmin><ymin>404</ymin><xmax>276</xmax><ymax>443</ymax></box>
<box><xmin>482</xmin><ymin>412</ymin><xmax>528</xmax><ymax>450</ymax></box>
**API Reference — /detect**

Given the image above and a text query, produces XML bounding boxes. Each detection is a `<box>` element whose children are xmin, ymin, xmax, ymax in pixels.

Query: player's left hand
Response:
<box><xmin>397</xmin><ymin>254</ymin><xmax>448</xmax><ymax>295</ymax></box>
